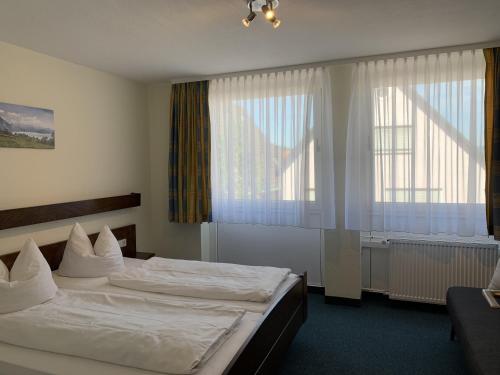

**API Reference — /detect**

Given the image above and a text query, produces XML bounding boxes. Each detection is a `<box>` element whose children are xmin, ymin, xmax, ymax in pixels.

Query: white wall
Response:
<box><xmin>217</xmin><ymin>224</ymin><xmax>324</xmax><ymax>286</ymax></box>
<box><xmin>324</xmin><ymin>64</ymin><xmax>361</xmax><ymax>300</ymax></box>
<box><xmin>0</xmin><ymin>41</ymin><xmax>151</xmax><ymax>255</ymax></box>
<box><xmin>146</xmin><ymin>82</ymin><xmax>201</xmax><ymax>259</ymax></box>
<box><xmin>361</xmin><ymin>246</ymin><xmax>390</xmax><ymax>291</ymax></box>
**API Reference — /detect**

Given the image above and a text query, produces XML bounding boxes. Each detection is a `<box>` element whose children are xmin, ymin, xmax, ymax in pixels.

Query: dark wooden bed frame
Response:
<box><xmin>0</xmin><ymin>194</ymin><xmax>307</xmax><ymax>375</ymax></box>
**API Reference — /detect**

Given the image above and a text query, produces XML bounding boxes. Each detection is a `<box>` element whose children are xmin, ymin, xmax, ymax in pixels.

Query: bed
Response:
<box><xmin>0</xmin><ymin>194</ymin><xmax>307</xmax><ymax>375</ymax></box>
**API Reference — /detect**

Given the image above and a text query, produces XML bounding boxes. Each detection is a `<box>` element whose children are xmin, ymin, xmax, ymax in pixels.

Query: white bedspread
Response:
<box><xmin>108</xmin><ymin>257</ymin><xmax>291</xmax><ymax>303</ymax></box>
<box><xmin>0</xmin><ymin>290</ymin><xmax>244</xmax><ymax>374</ymax></box>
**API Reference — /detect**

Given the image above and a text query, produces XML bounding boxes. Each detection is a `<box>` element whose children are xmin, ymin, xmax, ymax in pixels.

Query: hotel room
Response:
<box><xmin>0</xmin><ymin>1</ymin><xmax>499</xmax><ymax>374</ymax></box>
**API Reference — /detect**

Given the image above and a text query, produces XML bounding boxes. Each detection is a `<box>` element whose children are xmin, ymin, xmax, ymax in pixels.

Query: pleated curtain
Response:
<box><xmin>345</xmin><ymin>50</ymin><xmax>487</xmax><ymax>236</ymax></box>
<box><xmin>209</xmin><ymin>68</ymin><xmax>335</xmax><ymax>229</ymax></box>
<box><xmin>169</xmin><ymin>81</ymin><xmax>212</xmax><ymax>224</ymax></box>
<box><xmin>484</xmin><ymin>48</ymin><xmax>500</xmax><ymax>239</ymax></box>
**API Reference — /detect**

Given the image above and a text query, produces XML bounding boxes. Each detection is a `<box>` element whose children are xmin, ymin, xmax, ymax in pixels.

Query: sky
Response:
<box><xmin>233</xmin><ymin>79</ymin><xmax>484</xmax><ymax>149</ymax></box>
<box><xmin>0</xmin><ymin>102</ymin><xmax>54</xmax><ymax>130</ymax></box>
<box><xmin>236</xmin><ymin>95</ymin><xmax>311</xmax><ymax>149</ymax></box>
<box><xmin>415</xmin><ymin>80</ymin><xmax>483</xmax><ymax>144</ymax></box>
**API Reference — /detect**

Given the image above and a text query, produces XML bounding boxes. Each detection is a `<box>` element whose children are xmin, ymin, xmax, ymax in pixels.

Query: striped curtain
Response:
<box><xmin>485</xmin><ymin>48</ymin><xmax>500</xmax><ymax>239</ymax></box>
<box><xmin>169</xmin><ymin>81</ymin><xmax>212</xmax><ymax>223</ymax></box>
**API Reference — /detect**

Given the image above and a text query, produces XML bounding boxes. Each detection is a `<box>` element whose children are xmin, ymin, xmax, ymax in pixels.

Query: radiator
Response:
<box><xmin>389</xmin><ymin>239</ymin><xmax>499</xmax><ymax>305</ymax></box>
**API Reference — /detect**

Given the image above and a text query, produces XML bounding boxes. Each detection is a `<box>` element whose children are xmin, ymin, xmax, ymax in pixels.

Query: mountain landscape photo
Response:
<box><xmin>0</xmin><ymin>102</ymin><xmax>54</xmax><ymax>149</ymax></box>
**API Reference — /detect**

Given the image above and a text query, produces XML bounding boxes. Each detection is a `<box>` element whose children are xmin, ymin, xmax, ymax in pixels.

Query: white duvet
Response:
<box><xmin>0</xmin><ymin>289</ymin><xmax>244</xmax><ymax>374</ymax></box>
<box><xmin>108</xmin><ymin>257</ymin><xmax>291</xmax><ymax>303</ymax></box>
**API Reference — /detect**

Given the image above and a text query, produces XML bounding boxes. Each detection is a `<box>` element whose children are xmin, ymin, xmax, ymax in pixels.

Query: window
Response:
<box><xmin>231</xmin><ymin>95</ymin><xmax>316</xmax><ymax>202</ymax></box>
<box><xmin>373</xmin><ymin>82</ymin><xmax>485</xmax><ymax>205</ymax></box>
<box><xmin>346</xmin><ymin>50</ymin><xmax>487</xmax><ymax>236</ymax></box>
<box><xmin>209</xmin><ymin>68</ymin><xmax>335</xmax><ymax>229</ymax></box>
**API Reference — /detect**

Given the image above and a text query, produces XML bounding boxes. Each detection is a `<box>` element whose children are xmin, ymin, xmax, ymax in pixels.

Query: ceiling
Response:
<box><xmin>0</xmin><ymin>0</ymin><xmax>499</xmax><ymax>82</ymax></box>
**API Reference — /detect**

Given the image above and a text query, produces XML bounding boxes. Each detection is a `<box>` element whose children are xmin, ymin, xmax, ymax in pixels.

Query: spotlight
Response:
<box><xmin>242</xmin><ymin>11</ymin><xmax>256</xmax><ymax>27</ymax></box>
<box><xmin>261</xmin><ymin>5</ymin><xmax>275</xmax><ymax>20</ymax></box>
<box><xmin>272</xmin><ymin>18</ymin><xmax>281</xmax><ymax>28</ymax></box>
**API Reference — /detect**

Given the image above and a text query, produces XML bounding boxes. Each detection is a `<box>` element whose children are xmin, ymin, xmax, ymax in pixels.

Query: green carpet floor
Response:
<box><xmin>276</xmin><ymin>293</ymin><xmax>468</xmax><ymax>375</ymax></box>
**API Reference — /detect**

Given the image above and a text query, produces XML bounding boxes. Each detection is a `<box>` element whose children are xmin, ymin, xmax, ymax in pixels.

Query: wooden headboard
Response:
<box><xmin>0</xmin><ymin>224</ymin><xmax>137</xmax><ymax>271</ymax></box>
<box><xmin>0</xmin><ymin>193</ymin><xmax>141</xmax><ymax>270</ymax></box>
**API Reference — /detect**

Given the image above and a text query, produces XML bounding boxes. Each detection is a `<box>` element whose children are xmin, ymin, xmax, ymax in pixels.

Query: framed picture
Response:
<box><xmin>0</xmin><ymin>102</ymin><xmax>55</xmax><ymax>149</ymax></box>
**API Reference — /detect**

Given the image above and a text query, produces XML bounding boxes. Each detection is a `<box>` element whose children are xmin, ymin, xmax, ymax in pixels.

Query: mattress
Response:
<box><xmin>52</xmin><ymin>257</ymin><xmax>300</xmax><ymax>314</ymax></box>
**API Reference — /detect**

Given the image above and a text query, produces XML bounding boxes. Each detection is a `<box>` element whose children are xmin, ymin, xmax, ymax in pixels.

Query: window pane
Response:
<box><xmin>372</xmin><ymin>80</ymin><xmax>485</xmax><ymax>205</ymax></box>
<box><xmin>231</xmin><ymin>94</ymin><xmax>317</xmax><ymax>202</ymax></box>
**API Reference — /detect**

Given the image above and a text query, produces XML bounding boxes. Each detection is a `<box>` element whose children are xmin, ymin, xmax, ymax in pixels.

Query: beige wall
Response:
<box><xmin>146</xmin><ymin>83</ymin><xmax>201</xmax><ymax>259</ymax></box>
<box><xmin>324</xmin><ymin>64</ymin><xmax>362</xmax><ymax>299</ymax></box>
<box><xmin>0</xmin><ymin>41</ymin><xmax>152</xmax><ymax>255</ymax></box>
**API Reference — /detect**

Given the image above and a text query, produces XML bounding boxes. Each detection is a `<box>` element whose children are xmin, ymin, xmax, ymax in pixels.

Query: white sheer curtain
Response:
<box><xmin>209</xmin><ymin>67</ymin><xmax>335</xmax><ymax>229</ymax></box>
<box><xmin>345</xmin><ymin>50</ymin><xmax>487</xmax><ymax>236</ymax></box>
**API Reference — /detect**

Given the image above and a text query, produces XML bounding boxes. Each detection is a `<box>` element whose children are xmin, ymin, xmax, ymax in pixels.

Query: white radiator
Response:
<box><xmin>389</xmin><ymin>239</ymin><xmax>499</xmax><ymax>304</ymax></box>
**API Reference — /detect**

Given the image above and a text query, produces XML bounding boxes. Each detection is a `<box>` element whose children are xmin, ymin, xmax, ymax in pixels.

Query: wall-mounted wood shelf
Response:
<box><xmin>0</xmin><ymin>193</ymin><xmax>141</xmax><ymax>230</ymax></box>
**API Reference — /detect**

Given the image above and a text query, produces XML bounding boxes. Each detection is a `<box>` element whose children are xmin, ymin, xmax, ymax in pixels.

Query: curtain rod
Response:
<box><xmin>171</xmin><ymin>40</ymin><xmax>500</xmax><ymax>84</ymax></box>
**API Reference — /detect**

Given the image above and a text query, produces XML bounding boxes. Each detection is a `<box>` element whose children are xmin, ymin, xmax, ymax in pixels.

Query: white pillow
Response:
<box><xmin>65</xmin><ymin>222</ymin><xmax>95</xmax><ymax>257</ymax></box>
<box><xmin>489</xmin><ymin>256</ymin><xmax>500</xmax><ymax>290</ymax></box>
<box><xmin>0</xmin><ymin>261</ymin><xmax>8</xmax><ymax>282</ymax></box>
<box><xmin>58</xmin><ymin>223</ymin><xmax>125</xmax><ymax>278</ymax></box>
<box><xmin>94</xmin><ymin>225</ymin><xmax>123</xmax><ymax>258</ymax></box>
<box><xmin>0</xmin><ymin>239</ymin><xmax>58</xmax><ymax>314</ymax></box>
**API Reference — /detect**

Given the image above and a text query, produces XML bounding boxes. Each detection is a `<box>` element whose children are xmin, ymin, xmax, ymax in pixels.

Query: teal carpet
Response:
<box><xmin>276</xmin><ymin>293</ymin><xmax>468</xmax><ymax>375</ymax></box>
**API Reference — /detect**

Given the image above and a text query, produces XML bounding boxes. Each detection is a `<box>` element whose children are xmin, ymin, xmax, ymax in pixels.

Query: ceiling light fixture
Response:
<box><xmin>242</xmin><ymin>0</ymin><xmax>281</xmax><ymax>29</ymax></box>
<box><xmin>242</xmin><ymin>10</ymin><xmax>256</xmax><ymax>27</ymax></box>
